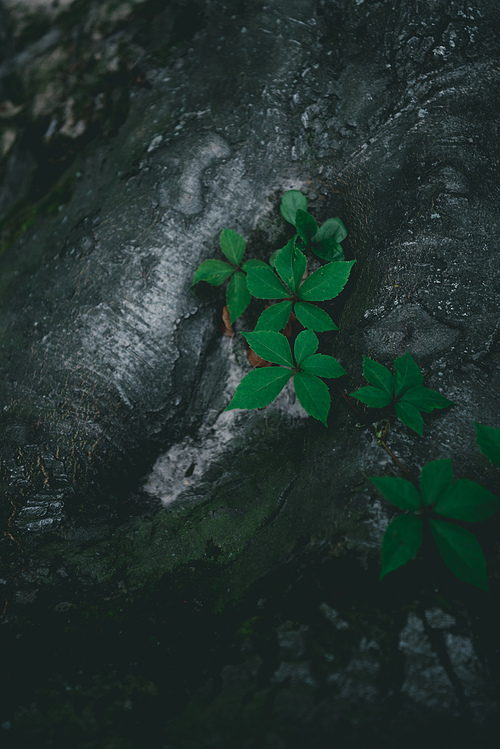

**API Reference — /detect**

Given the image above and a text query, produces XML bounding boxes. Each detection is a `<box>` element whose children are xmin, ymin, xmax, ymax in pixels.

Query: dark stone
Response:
<box><xmin>363</xmin><ymin>303</ymin><xmax>461</xmax><ymax>360</ymax></box>
<box><xmin>0</xmin><ymin>1</ymin><xmax>499</xmax><ymax>746</ymax></box>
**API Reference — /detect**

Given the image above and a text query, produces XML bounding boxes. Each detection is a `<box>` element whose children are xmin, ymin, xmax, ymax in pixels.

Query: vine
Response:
<box><xmin>192</xmin><ymin>190</ymin><xmax>500</xmax><ymax>591</ymax></box>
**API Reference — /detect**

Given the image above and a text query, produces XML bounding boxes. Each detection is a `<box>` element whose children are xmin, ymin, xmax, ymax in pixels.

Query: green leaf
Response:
<box><xmin>294</xmin><ymin>329</ymin><xmax>318</xmax><ymax>366</ymax></box>
<box><xmin>301</xmin><ymin>354</ymin><xmax>346</xmax><ymax>380</ymax></box>
<box><xmin>274</xmin><ymin>239</ymin><xmax>307</xmax><ymax>293</ymax></box>
<box><xmin>401</xmin><ymin>386</ymin><xmax>454</xmax><ymax>413</ymax></box>
<box><xmin>312</xmin><ymin>239</ymin><xmax>345</xmax><ymax>262</ymax></box>
<box><xmin>245</xmin><ymin>265</ymin><xmax>290</xmax><ymax>299</ymax></box>
<box><xmin>434</xmin><ymin>480</ymin><xmax>500</xmax><ymax>522</ymax></box>
<box><xmin>254</xmin><ymin>301</ymin><xmax>293</xmax><ymax>332</ymax></box>
<box><xmin>294</xmin><ymin>301</ymin><xmax>338</xmax><ymax>332</ymax></box>
<box><xmin>241</xmin><ymin>259</ymin><xmax>268</xmax><ymax>270</ymax></box>
<box><xmin>430</xmin><ymin>519</ymin><xmax>489</xmax><ymax>591</ymax></box>
<box><xmin>350</xmin><ymin>386</ymin><xmax>393</xmax><ymax>408</ymax></box>
<box><xmin>298</xmin><ymin>260</ymin><xmax>355</xmax><ymax>302</ymax></box>
<box><xmin>369</xmin><ymin>477</ymin><xmax>422</xmax><ymax>511</ymax></box>
<box><xmin>313</xmin><ymin>217</ymin><xmax>347</xmax><ymax>244</ymax></box>
<box><xmin>226</xmin><ymin>271</ymin><xmax>251</xmax><ymax>324</ymax></box>
<box><xmin>419</xmin><ymin>459</ymin><xmax>453</xmax><ymax>507</ymax></box>
<box><xmin>380</xmin><ymin>515</ymin><xmax>423</xmax><ymax>580</ymax></box>
<box><xmin>362</xmin><ymin>356</ymin><xmax>394</xmax><ymax>395</ymax></box>
<box><xmin>474</xmin><ymin>422</ymin><xmax>500</xmax><ymax>467</ymax></box>
<box><xmin>293</xmin><ymin>371</ymin><xmax>331</xmax><ymax>426</ymax></box>
<box><xmin>225</xmin><ymin>367</ymin><xmax>292</xmax><ymax>411</ymax></box>
<box><xmin>219</xmin><ymin>228</ymin><xmax>246</xmax><ymax>265</ymax></box>
<box><xmin>280</xmin><ymin>190</ymin><xmax>308</xmax><ymax>225</ymax></box>
<box><xmin>395</xmin><ymin>401</ymin><xmax>424</xmax><ymax>436</ymax></box>
<box><xmin>269</xmin><ymin>249</ymin><xmax>280</xmax><ymax>268</ymax></box>
<box><xmin>192</xmin><ymin>259</ymin><xmax>234</xmax><ymax>287</ymax></box>
<box><xmin>243</xmin><ymin>331</ymin><xmax>293</xmax><ymax>368</ymax></box>
<box><xmin>295</xmin><ymin>209</ymin><xmax>319</xmax><ymax>245</ymax></box>
<box><xmin>394</xmin><ymin>352</ymin><xmax>423</xmax><ymax>397</ymax></box>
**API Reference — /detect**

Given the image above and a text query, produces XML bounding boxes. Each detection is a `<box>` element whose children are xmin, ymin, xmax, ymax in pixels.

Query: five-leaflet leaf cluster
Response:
<box><xmin>351</xmin><ymin>353</ymin><xmax>454</xmax><ymax>436</ymax></box>
<box><xmin>226</xmin><ymin>330</ymin><xmax>346</xmax><ymax>427</ymax></box>
<box><xmin>371</xmin><ymin>457</ymin><xmax>500</xmax><ymax>591</ymax></box>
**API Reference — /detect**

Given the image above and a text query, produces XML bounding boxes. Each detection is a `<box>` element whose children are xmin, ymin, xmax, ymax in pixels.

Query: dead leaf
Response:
<box><xmin>247</xmin><ymin>348</ymin><xmax>272</xmax><ymax>367</ymax></box>
<box><xmin>221</xmin><ymin>305</ymin><xmax>234</xmax><ymax>337</ymax></box>
<box><xmin>283</xmin><ymin>311</ymin><xmax>298</xmax><ymax>338</ymax></box>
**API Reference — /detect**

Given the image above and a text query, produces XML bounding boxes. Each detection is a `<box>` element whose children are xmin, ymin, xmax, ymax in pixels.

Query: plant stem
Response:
<box><xmin>336</xmin><ymin>386</ymin><xmax>417</xmax><ymax>485</ymax></box>
<box><xmin>378</xmin><ymin>440</ymin><xmax>415</xmax><ymax>483</ymax></box>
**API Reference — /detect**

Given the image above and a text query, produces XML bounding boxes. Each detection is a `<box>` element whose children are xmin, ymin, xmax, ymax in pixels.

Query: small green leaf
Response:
<box><xmin>245</xmin><ymin>265</ymin><xmax>290</xmax><ymax>299</ymax></box>
<box><xmin>419</xmin><ymin>459</ymin><xmax>453</xmax><ymax>507</ymax></box>
<box><xmin>350</xmin><ymin>386</ymin><xmax>393</xmax><ymax>408</ymax></box>
<box><xmin>254</xmin><ymin>301</ymin><xmax>293</xmax><ymax>331</ymax></box>
<box><xmin>280</xmin><ymin>190</ymin><xmax>308</xmax><ymax>225</ymax></box>
<box><xmin>369</xmin><ymin>476</ymin><xmax>422</xmax><ymax>511</ymax></box>
<box><xmin>243</xmin><ymin>331</ymin><xmax>293</xmax><ymax>368</ymax></box>
<box><xmin>225</xmin><ymin>367</ymin><xmax>292</xmax><ymax>411</ymax></box>
<box><xmin>394</xmin><ymin>352</ymin><xmax>423</xmax><ymax>396</ymax></box>
<box><xmin>226</xmin><ymin>271</ymin><xmax>251</xmax><ymax>324</ymax></box>
<box><xmin>313</xmin><ymin>218</ymin><xmax>347</xmax><ymax>243</ymax></box>
<box><xmin>293</xmin><ymin>371</ymin><xmax>331</xmax><ymax>426</ymax></box>
<box><xmin>313</xmin><ymin>217</ymin><xmax>347</xmax><ymax>244</ymax></box>
<box><xmin>295</xmin><ymin>209</ymin><xmax>319</xmax><ymax>245</ymax></box>
<box><xmin>401</xmin><ymin>385</ymin><xmax>454</xmax><ymax>413</ymax></box>
<box><xmin>380</xmin><ymin>515</ymin><xmax>423</xmax><ymax>580</ymax></box>
<box><xmin>192</xmin><ymin>259</ymin><xmax>234</xmax><ymax>287</ymax></box>
<box><xmin>298</xmin><ymin>260</ymin><xmax>355</xmax><ymax>302</ymax></box>
<box><xmin>219</xmin><ymin>228</ymin><xmax>246</xmax><ymax>265</ymax></box>
<box><xmin>474</xmin><ymin>422</ymin><xmax>500</xmax><ymax>467</ymax></box>
<box><xmin>294</xmin><ymin>301</ymin><xmax>338</xmax><ymax>332</ymax></box>
<box><xmin>430</xmin><ymin>519</ymin><xmax>489</xmax><ymax>591</ymax></box>
<box><xmin>434</xmin><ymin>480</ymin><xmax>500</xmax><ymax>522</ymax></box>
<box><xmin>301</xmin><ymin>354</ymin><xmax>346</xmax><ymax>380</ymax></box>
<box><xmin>395</xmin><ymin>401</ymin><xmax>424</xmax><ymax>436</ymax></box>
<box><xmin>362</xmin><ymin>356</ymin><xmax>394</xmax><ymax>395</ymax></box>
<box><xmin>312</xmin><ymin>239</ymin><xmax>345</xmax><ymax>262</ymax></box>
<box><xmin>294</xmin><ymin>329</ymin><xmax>319</xmax><ymax>366</ymax></box>
<box><xmin>274</xmin><ymin>239</ymin><xmax>307</xmax><ymax>293</ymax></box>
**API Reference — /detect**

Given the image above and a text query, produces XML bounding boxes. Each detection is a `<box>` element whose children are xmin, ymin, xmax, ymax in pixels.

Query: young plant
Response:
<box><xmin>191</xmin><ymin>229</ymin><xmax>265</xmax><ymax>324</ymax></box>
<box><xmin>247</xmin><ymin>238</ymin><xmax>355</xmax><ymax>333</ymax></box>
<box><xmin>191</xmin><ymin>189</ymin><xmax>499</xmax><ymax>594</ymax></box>
<box><xmin>350</xmin><ymin>353</ymin><xmax>454</xmax><ymax>435</ymax></box>
<box><xmin>280</xmin><ymin>190</ymin><xmax>347</xmax><ymax>262</ymax></box>
<box><xmin>225</xmin><ymin>330</ymin><xmax>346</xmax><ymax>426</ymax></box>
<box><xmin>371</xmin><ymin>459</ymin><xmax>500</xmax><ymax>590</ymax></box>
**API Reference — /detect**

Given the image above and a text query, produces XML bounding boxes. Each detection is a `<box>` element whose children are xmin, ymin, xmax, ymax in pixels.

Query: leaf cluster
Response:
<box><xmin>371</xmin><ymin>459</ymin><xmax>500</xmax><ymax>590</ymax></box>
<box><xmin>190</xmin><ymin>189</ymin><xmax>500</xmax><ymax>594</ymax></box>
<box><xmin>248</xmin><ymin>239</ymin><xmax>355</xmax><ymax>333</ymax></box>
<box><xmin>351</xmin><ymin>353</ymin><xmax>454</xmax><ymax>435</ymax></box>
<box><xmin>226</xmin><ymin>330</ymin><xmax>346</xmax><ymax>426</ymax></box>
<box><xmin>193</xmin><ymin>190</ymin><xmax>352</xmax><ymax>424</ymax></box>
<box><xmin>280</xmin><ymin>190</ymin><xmax>347</xmax><ymax>262</ymax></box>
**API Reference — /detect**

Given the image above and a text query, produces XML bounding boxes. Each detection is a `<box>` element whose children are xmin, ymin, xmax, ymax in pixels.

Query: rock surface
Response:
<box><xmin>0</xmin><ymin>1</ymin><xmax>499</xmax><ymax>746</ymax></box>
